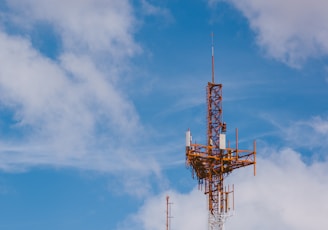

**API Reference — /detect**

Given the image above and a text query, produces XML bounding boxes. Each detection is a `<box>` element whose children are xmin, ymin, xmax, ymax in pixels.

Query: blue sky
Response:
<box><xmin>0</xmin><ymin>0</ymin><xmax>328</xmax><ymax>229</ymax></box>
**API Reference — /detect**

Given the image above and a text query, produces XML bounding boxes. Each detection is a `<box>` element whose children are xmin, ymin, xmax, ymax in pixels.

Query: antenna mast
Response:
<box><xmin>166</xmin><ymin>196</ymin><xmax>173</xmax><ymax>230</ymax></box>
<box><xmin>185</xmin><ymin>34</ymin><xmax>256</xmax><ymax>230</ymax></box>
<box><xmin>211</xmin><ymin>33</ymin><xmax>215</xmax><ymax>83</ymax></box>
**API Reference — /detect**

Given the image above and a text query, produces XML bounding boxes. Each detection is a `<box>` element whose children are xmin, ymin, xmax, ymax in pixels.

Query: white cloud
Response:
<box><xmin>140</xmin><ymin>0</ymin><xmax>172</xmax><ymax>21</ymax></box>
<box><xmin>118</xmin><ymin>188</ymin><xmax>207</xmax><ymax>230</ymax></box>
<box><xmin>0</xmin><ymin>30</ymin><xmax>145</xmax><ymax>171</ymax></box>
<box><xmin>226</xmin><ymin>147</ymin><xmax>328</xmax><ymax>230</ymax></box>
<box><xmin>0</xmin><ymin>0</ymin><xmax>165</xmax><ymax>184</ymax></box>
<box><xmin>325</xmin><ymin>66</ymin><xmax>328</xmax><ymax>83</ymax></box>
<box><xmin>281</xmin><ymin>116</ymin><xmax>328</xmax><ymax>153</ymax></box>
<box><xmin>211</xmin><ymin>0</ymin><xmax>328</xmax><ymax>66</ymax></box>
<box><xmin>126</xmin><ymin>147</ymin><xmax>328</xmax><ymax>230</ymax></box>
<box><xmin>311</xmin><ymin>116</ymin><xmax>328</xmax><ymax>134</ymax></box>
<box><xmin>6</xmin><ymin>0</ymin><xmax>140</xmax><ymax>58</ymax></box>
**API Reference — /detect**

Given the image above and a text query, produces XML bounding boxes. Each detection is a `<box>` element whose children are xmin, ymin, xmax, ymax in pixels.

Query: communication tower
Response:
<box><xmin>185</xmin><ymin>34</ymin><xmax>256</xmax><ymax>230</ymax></box>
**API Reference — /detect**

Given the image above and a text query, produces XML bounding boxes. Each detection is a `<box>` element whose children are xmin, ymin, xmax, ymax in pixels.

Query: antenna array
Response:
<box><xmin>185</xmin><ymin>34</ymin><xmax>256</xmax><ymax>230</ymax></box>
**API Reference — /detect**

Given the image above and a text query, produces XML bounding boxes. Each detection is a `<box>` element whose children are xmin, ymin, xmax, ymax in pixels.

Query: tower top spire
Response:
<box><xmin>211</xmin><ymin>32</ymin><xmax>215</xmax><ymax>83</ymax></box>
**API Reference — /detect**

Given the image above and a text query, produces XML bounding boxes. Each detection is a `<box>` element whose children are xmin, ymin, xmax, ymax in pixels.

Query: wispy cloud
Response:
<box><xmin>140</xmin><ymin>0</ymin><xmax>172</xmax><ymax>20</ymax></box>
<box><xmin>0</xmin><ymin>0</ymin><xmax>162</xmax><ymax>183</ymax></box>
<box><xmin>6</xmin><ymin>0</ymin><xmax>140</xmax><ymax>58</ymax></box>
<box><xmin>278</xmin><ymin>116</ymin><xmax>328</xmax><ymax>155</ymax></box>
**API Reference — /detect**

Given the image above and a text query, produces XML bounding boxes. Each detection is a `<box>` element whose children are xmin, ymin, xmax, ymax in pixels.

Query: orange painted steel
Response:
<box><xmin>185</xmin><ymin>82</ymin><xmax>256</xmax><ymax>229</ymax></box>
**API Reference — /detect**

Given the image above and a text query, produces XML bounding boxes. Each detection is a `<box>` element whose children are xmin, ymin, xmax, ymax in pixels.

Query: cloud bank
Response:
<box><xmin>126</xmin><ymin>147</ymin><xmax>328</xmax><ymax>230</ymax></box>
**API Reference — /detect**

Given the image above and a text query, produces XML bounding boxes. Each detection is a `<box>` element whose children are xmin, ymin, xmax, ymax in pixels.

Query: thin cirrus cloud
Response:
<box><xmin>268</xmin><ymin>116</ymin><xmax>328</xmax><ymax>153</ymax></box>
<box><xmin>211</xmin><ymin>0</ymin><xmax>328</xmax><ymax>67</ymax></box>
<box><xmin>0</xmin><ymin>0</ymin><xmax>157</xmax><ymax>174</ymax></box>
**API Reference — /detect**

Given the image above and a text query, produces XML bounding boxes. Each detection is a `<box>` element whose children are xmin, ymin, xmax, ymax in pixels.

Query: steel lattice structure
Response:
<box><xmin>185</xmin><ymin>36</ymin><xmax>256</xmax><ymax>230</ymax></box>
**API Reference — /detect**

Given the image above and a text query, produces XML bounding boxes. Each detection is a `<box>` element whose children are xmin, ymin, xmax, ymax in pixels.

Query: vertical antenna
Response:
<box><xmin>166</xmin><ymin>196</ymin><xmax>173</xmax><ymax>230</ymax></box>
<box><xmin>166</xmin><ymin>196</ymin><xmax>169</xmax><ymax>230</ymax></box>
<box><xmin>211</xmin><ymin>32</ymin><xmax>215</xmax><ymax>83</ymax></box>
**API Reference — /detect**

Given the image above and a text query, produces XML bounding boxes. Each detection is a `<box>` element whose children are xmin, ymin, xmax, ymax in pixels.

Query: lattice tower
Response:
<box><xmin>185</xmin><ymin>35</ymin><xmax>256</xmax><ymax>230</ymax></box>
